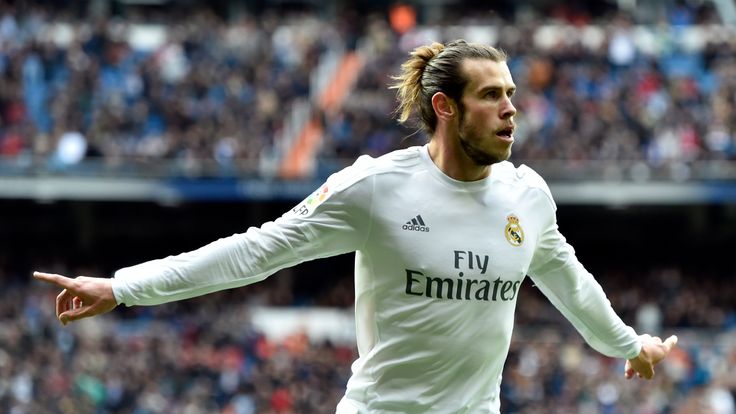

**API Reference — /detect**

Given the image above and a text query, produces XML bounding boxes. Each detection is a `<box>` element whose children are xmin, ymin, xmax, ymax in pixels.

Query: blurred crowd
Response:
<box><xmin>318</xmin><ymin>3</ymin><xmax>736</xmax><ymax>180</ymax></box>
<box><xmin>1</xmin><ymin>1</ymin><xmax>736</xmax><ymax>180</ymax></box>
<box><xmin>0</xmin><ymin>263</ymin><xmax>734</xmax><ymax>413</ymax></box>
<box><xmin>2</xmin><ymin>1</ymin><xmax>736</xmax><ymax>411</ymax></box>
<box><xmin>2</xmin><ymin>283</ymin><xmax>354</xmax><ymax>414</ymax></box>
<box><xmin>0</xmin><ymin>1</ymin><xmax>336</xmax><ymax>176</ymax></box>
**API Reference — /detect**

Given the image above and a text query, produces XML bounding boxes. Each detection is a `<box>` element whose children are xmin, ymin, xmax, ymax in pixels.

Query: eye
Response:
<box><xmin>507</xmin><ymin>89</ymin><xmax>515</xmax><ymax>98</ymax></box>
<box><xmin>485</xmin><ymin>90</ymin><xmax>500</xmax><ymax>99</ymax></box>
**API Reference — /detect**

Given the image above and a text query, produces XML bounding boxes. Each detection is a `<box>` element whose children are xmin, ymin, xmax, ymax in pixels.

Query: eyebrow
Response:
<box><xmin>478</xmin><ymin>85</ymin><xmax>516</xmax><ymax>95</ymax></box>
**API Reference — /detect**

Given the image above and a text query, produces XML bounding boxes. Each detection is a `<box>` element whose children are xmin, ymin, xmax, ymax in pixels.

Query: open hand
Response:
<box><xmin>625</xmin><ymin>334</ymin><xmax>678</xmax><ymax>379</ymax></box>
<box><xmin>33</xmin><ymin>271</ymin><xmax>118</xmax><ymax>325</ymax></box>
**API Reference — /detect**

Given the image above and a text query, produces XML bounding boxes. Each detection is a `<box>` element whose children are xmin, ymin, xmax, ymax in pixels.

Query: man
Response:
<box><xmin>35</xmin><ymin>40</ymin><xmax>676</xmax><ymax>413</ymax></box>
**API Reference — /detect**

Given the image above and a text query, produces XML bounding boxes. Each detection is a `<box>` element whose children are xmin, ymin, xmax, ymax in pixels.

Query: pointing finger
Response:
<box><xmin>34</xmin><ymin>272</ymin><xmax>76</xmax><ymax>290</ymax></box>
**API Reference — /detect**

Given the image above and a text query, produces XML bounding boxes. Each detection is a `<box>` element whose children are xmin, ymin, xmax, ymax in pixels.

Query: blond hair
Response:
<box><xmin>390</xmin><ymin>39</ymin><xmax>507</xmax><ymax>134</ymax></box>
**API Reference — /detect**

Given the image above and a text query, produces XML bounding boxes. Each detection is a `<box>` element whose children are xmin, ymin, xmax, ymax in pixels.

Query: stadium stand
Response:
<box><xmin>318</xmin><ymin>3</ymin><xmax>736</xmax><ymax>184</ymax></box>
<box><xmin>0</xmin><ymin>261</ymin><xmax>734</xmax><ymax>413</ymax></box>
<box><xmin>0</xmin><ymin>1</ymin><xmax>336</xmax><ymax>177</ymax></box>
<box><xmin>0</xmin><ymin>0</ymin><xmax>735</xmax><ymax>413</ymax></box>
<box><xmin>2</xmin><ymin>1</ymin><xmax>735</xmax><ymax>181</ymax></box>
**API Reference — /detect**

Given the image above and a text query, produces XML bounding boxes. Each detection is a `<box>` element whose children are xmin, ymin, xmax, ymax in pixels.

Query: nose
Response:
<box><xmin>501</xmin><ymin>96</ymin><xmax>516</xmax><ymax>119</ymax></box>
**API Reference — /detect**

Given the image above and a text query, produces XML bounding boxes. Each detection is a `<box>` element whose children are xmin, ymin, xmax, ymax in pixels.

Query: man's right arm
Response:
<box><xmin>112</xmin><ymin>171</ymin><xmax>375</xmax><ymax>306</ymax></box>
<box><xmin>35</xmin><ymin>162</ymin><xmax>377</xmax><ymax>323</ymax></box>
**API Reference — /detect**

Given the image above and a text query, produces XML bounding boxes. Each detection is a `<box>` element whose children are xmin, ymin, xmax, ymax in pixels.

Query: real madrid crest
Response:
<box><xmin>504</xmin><ymin>214</ymin><xmax>524</xmax><ymax>247</ymax></box>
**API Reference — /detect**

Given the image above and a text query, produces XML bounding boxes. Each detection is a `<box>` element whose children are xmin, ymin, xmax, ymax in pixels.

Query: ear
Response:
<box><xmin>431</xmin><ymin>92</ymin><xmax>456</xmax><ymax>122</ymax></box>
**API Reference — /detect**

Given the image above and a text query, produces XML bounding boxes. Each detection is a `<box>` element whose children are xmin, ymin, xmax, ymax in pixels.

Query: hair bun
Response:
<box><xmin>413</xmin><ymin>42</ymin><xmax>445</xmax><ymax>64</ymax></box>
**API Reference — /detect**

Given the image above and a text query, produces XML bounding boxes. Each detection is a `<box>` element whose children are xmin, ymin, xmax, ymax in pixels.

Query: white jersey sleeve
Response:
<box><xmin>524</xmin><ymin>165</ymin><xmax>642</xmax><ymax>360</ymax></box>
<box><xmin>111</xmin><ymin>157</ymin><xmax>376</xmax><ymax>306</ymax></box>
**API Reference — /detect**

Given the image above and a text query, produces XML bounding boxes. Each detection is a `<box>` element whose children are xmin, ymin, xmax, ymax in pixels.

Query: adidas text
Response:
<box><xmin>402</xmin><ymin>224</ymin><xmax>430</xmax><ymax>232</ymax></box>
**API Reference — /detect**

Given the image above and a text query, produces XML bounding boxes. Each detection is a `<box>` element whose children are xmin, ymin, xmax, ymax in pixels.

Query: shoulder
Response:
<box><xmin>326</xmin><ymin>146</ymin><xmax>424</xmax><ymax>192</ymax></box>
<box><xmin>493</xmin><ymin>161</ymin><xmax>556</xmax><ymax>210</ymax></box>
<box><xmin>285</xmin><ymin>147</ymin><xmax>423</xmax><ymax>218</ymax></box>
<box><xmin>356</xmin><ymin>146</ymin><xmax>425</xmax><ymax>173</ymax></box>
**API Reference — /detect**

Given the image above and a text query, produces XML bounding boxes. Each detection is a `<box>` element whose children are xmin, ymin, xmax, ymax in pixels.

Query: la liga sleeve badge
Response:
<box><xmin>287</xmin><ymin>184</ymin><xmax>331</xmax><ymax>217</ymax></box>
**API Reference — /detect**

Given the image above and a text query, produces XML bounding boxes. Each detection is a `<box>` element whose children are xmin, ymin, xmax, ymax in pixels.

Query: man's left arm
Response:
<box><xmin>528</xmin><ymin>194</ymin><xmax>676</xmax><ymax>379</ymax></box>
<box><xmin>528</xmin><ymin>228</ymin><xmax>642</xmax><ymax>359</ymax></box>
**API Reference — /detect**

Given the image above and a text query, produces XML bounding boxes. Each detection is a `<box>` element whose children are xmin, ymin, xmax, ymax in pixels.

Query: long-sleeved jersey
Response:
<box><xmin>112</xmin><ymin>145</ymin><xmax>641</xmax><ymax>413</ymax></box>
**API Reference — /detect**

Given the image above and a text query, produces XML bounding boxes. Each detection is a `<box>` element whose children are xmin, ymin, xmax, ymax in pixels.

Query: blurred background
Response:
<box><xmin>1</xmin><ymin>0</ymin><xmax>735</xmax><ymax>412</ymax></box>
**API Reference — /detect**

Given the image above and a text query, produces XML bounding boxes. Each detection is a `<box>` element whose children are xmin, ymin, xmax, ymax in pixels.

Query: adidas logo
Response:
<box><xmin>402</xmin><ymin>214</ymin><xmax>430</xmax><ymax>232</ymax></box>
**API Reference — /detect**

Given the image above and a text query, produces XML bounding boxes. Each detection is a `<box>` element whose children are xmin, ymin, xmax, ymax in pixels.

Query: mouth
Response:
<box><xmin>495</xmin><ymin>126</ymin><xmax>514</xmax><ymax>142</ymax></box>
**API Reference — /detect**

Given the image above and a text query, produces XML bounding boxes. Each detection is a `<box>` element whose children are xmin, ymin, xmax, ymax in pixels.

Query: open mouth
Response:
<box><xmin>496</xmin><ymin>127</ymin><xmax>514</xmax><ymax>140</ymax></box>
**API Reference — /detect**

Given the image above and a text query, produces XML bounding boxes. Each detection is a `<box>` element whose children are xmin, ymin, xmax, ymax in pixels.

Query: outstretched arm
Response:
<box><xmin>529</xmin><ymin>231</ymin><xmax>679</xmax><ymax>380</ymax></box>
<box><xmin>33</xmin><ymin>163</ymin><xmax>375</xmax><ymax>325</ymax></box>
<box><xmin>524</xmin><ymin>170</ymin><xmax>677</xmax><ymax>381</ymax></box>
<box><xmin>33</xmin><ymin>214</ymin><xmax>360</xmax><ymax>324</ymax></box>
<box><xmin>34</xmin><ymin>272</ymin><xmax>117</xmax><ymax>325</ymax></box>
<box><xmin>626</xmin><ymin>334</ymin><xmax>678</xmax><ymax>379</ymax></box>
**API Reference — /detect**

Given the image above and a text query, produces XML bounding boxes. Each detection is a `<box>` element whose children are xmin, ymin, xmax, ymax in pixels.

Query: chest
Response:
<box><xmin>369</xmin><ymin>180</ymin><xmax>544</xmax><ymax>280</ymax></box>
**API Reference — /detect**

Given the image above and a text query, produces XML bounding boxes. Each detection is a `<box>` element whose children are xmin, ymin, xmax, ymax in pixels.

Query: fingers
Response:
<box><xmin>664</xmin><ymin>335</ymin><xmax>678</xmax><ymax>351</ymax></box>
<box><xmin>640</xmin><ymin>364</ymin><xmax>654</xmax><ymax>380</ymax></box>
<box><xmin>55</xmin><ymin>289</ymin><xmax>87</xmax><ymax>324</ymax></box>
<box><xmin>34</xmin><ymin>271</ymin><xmax>76</xmax><ymax>290</ymax></box>
<box><xmin>39</xmin><ymin>271</ymin><xmax>84</xmax><ymax>324</ymax></box>
<box><xmin>59</xmin><ymin>306</ymin><xmax>87</xmax><ymax>325</ymax></box>
<box><xmin>624</xmin><ymin>360</ymin><xmax>635</xmax><ymax>379</ymax></box>
<box><xmin>56</xmin><ymin>289</ymin><xmax>74</xmax><ymax>318</ymax></box>
<box><xmin>36</xmin><ymin>271</ymin><xmax>118</xmax><ymax>326</ymax></box>
<box><xmin>628</xmin><ymin>333</ymin><xmax>679</xmax><ymax>381</ymax></box>
<box><xmin>629</xmin><ymin>359</ymin><xmax>654</xmax><ymax>380</ymax></box>
<box><xmin>59</xmin><ymin>297</ymin><xmax>111</xmax><ymax>325</ymax></box>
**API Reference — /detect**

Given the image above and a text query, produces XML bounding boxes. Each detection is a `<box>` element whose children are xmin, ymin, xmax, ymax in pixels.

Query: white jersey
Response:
<box><xmin>112</xmin><ymin>145</ymin><xmax>641</xmax><ymax>414</ymax></box>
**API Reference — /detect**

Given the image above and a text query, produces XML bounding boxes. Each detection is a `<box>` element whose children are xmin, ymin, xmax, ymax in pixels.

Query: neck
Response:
<box><xmin>428</xmin><ymin>130</ymin><xmax>491</xmax><ymax>182</ymax></box>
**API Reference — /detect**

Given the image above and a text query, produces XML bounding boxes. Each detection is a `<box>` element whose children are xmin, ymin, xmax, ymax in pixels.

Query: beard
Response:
<box><xmin>458</xmin><ymin>134</ymin><xmax>506</xmax><ymax>166</ymax></box>
<box><xmin>457</xmin><ymin>109</ymin><xmax>510</xmax><ymax>166</ymax></box>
